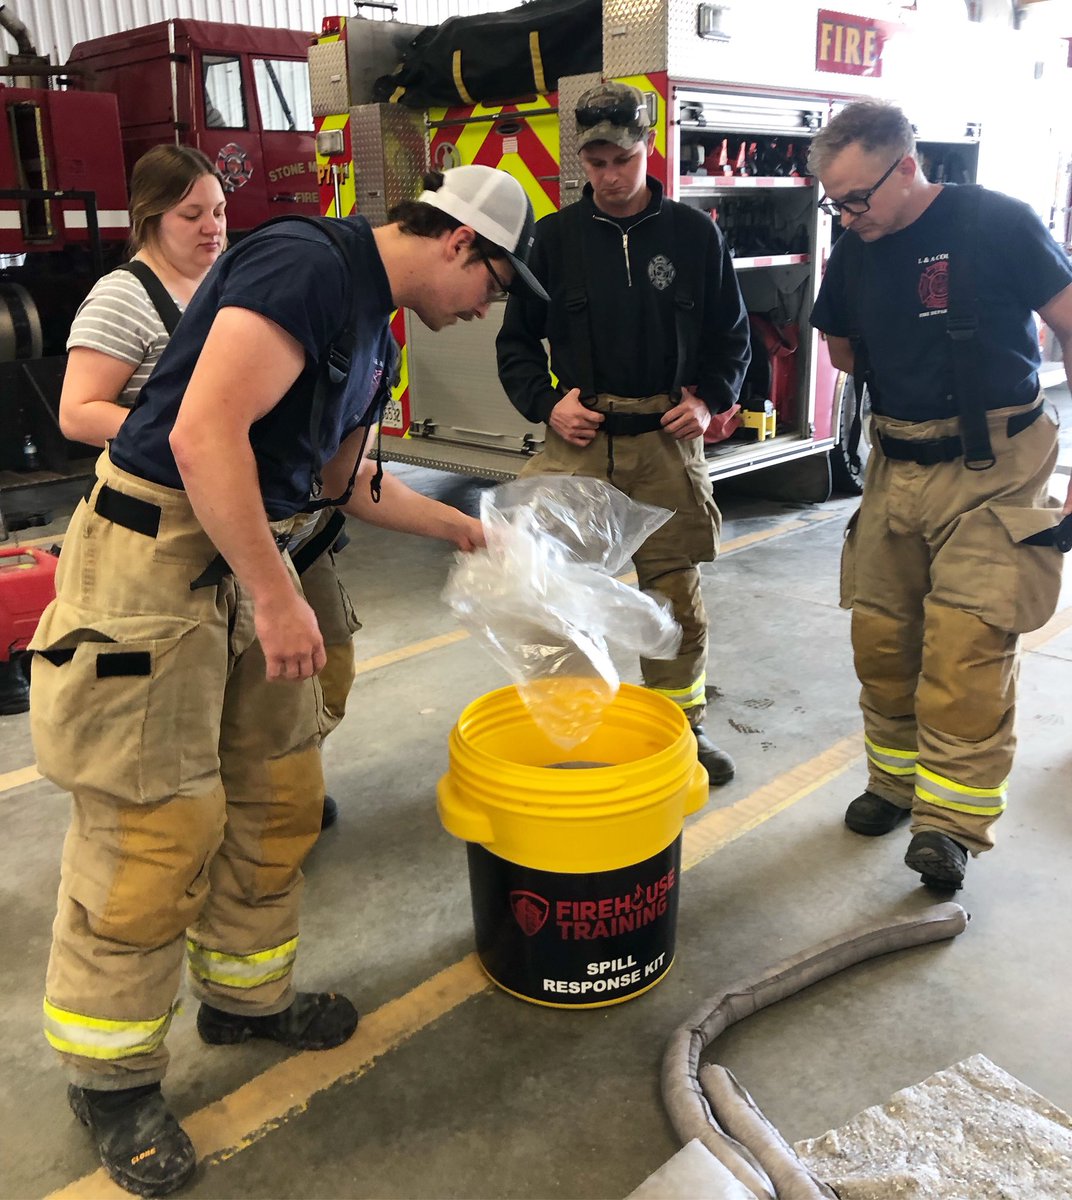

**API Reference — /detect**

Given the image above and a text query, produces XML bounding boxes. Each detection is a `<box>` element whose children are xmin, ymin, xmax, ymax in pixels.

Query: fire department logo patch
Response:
<box><xmin>918</xmin><ymin>260</ymin><xmax>949</xmax><ymax>310</ymax></box>
<box><xmin>216</xmin><ymin>142</ymin><xmax>254</xmax><ymax>191</ymax></box>
<box><xmin>648</xmin><ymin>255</ymin><xmax>676</xmax><ymax>291</ymax></box>
<box><xmin>510</xmin><ymin>890</ymin><xmax>550</xmax><ymax>936</ymax></box>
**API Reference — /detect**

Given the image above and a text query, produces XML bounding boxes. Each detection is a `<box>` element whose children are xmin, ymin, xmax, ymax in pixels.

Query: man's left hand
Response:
<box><xmin>661</xmin><ymin>388</ymin><xmax>711</xmax><ymax>441</ymax></box>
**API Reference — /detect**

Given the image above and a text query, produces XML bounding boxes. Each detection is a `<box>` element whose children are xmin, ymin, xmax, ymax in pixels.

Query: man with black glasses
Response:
<box><xmin>497</xmin><ymin>81</ymin><xmax>751</xmax><ymax>786</ymax></box>
<box><xmin>809</xmin><ymin>99</ymin><xmax>1072</xmax><ymax>890</ymax></box>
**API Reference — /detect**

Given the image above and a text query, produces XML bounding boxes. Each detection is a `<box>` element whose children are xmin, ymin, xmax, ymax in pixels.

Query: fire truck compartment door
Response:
<box><xmin>404</xmin><ymin>308</ymin><xmax>542</xmax><ymax>453</ymax></box>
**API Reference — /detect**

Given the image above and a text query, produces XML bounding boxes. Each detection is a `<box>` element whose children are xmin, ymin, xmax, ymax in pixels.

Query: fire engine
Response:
<box><xmin>0</xmin><ymin>7</ymin><xmax>316</xmax><ymax>477</ymax></box>
<box><xmin>310</xmin><ymin>0</ymin><xmax>1070</xmax><ymax>499</ymax></box>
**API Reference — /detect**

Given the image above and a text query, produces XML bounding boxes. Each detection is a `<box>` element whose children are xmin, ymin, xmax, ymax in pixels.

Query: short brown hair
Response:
<box><xmin>129</xmin><ymin>144</ymin><xmax>225</xmax><ymax>254</ymax></box>
<box><xmin>807</xmin><ymin>99</ymin><xmax>916</xmax><ymax>178</ymax></box>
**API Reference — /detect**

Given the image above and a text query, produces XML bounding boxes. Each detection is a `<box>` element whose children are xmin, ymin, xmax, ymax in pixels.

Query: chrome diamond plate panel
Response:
<box><xmin>557</xmin><ymin>72</ymin><xmax>601</xmax><ymax>208</ymax></box>
<box><xmin>351</xmin><ymin>105</ymin><xmax>427</xmax><ymax>226</ymax></box>
<box><xmin>603</xmin><ymin>0</ymin><xmax>669</xmax><ymax>78</ymax></box>
<box><xmin>310</xmin><ymin>41</ymin><xmax>349</xmax><ymax>117</ymax></box>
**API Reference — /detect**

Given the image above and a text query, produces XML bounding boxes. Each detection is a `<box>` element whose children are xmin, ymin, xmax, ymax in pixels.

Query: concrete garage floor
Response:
<box><xmin>2</xmin><ymin>393</ymin><xmax>1071</xmax><ymax>1200</ymax></box>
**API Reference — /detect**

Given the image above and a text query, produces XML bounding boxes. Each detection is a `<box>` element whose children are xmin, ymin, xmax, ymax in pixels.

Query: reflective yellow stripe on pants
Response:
<box><xmin>915</xmin><ymin>765</ymin><xmax>1007</xmax><ymax>818</ymax></box>
<box><xmin>186</xmin><ymin>936</ymin><xmax>298</xmax><ymax>990</ymax></box>
<box><xmin>43</xmin><ymin>999</ymin><xmax>173</xmax><ymax>1060</ymax></box>
<box><xmin>650</xmin><ymin>673</ymin><xmax>706</xmax><ymax>715</ymax></box>
<box><xmin>865</xmin><ymin>736</ymin><xmax>918</xmax><ymax>779</ymax></box>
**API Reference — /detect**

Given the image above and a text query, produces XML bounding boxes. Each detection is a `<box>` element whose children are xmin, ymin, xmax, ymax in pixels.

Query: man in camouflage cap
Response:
<box><xmin>498</xmin><ymin>80</ymin><xmax>751</xmax><ymax>786</ymax></box>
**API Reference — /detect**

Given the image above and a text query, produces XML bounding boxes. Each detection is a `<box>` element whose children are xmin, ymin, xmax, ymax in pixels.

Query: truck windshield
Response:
<box><xmin>203</xmin><ymin>55</ymin><xmax>247</xmax><ymax>129</ymax></box>
<box><xmin>254</xmin><ymin>58</ymin><xmax>312</xmax><ymax>133</ymax></box>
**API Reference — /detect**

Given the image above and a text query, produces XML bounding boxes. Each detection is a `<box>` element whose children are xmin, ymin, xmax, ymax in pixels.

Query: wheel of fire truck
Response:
<box><xmin>0</xmin><ymin>281</ymin><xmax>44</xmax><ymax>364</ymax></box>
<box><xmin>829</xmin><ymin>370</ymin><xmax>872</xmax><ymax>496</ymax></box>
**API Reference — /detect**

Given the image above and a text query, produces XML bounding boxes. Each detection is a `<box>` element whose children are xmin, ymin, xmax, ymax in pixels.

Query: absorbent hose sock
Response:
<box><xmin>660</xmin><ymin>902</ymin><xmax>969</xmax><ymax>1199</ymax></box>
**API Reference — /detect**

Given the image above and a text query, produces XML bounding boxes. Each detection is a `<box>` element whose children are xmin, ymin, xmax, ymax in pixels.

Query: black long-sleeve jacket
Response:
<box><xmin>496</xmin><ymin>178</ymin><xmax>750</xmax><ymax>423</ymax></box>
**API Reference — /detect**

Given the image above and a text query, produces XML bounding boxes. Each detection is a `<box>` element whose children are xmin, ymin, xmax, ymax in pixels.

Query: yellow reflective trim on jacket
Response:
<box><xmin>452</xmin><ymin>51</ymin><xmax>475</xmax><ymax>105</ymax></box>
<box><xmin>186</xmin><ymin>936</ymin><xmax>298</xmax><ymax>990</ymax></box>
<box><xmin>43</xmin><ymin>998</ymin><xmax>172</xmax><ymax>1060</ymax></box>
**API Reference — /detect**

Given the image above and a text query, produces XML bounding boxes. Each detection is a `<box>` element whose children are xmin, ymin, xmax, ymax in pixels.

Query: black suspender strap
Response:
<box><xmin>116</xmin><ymin>261</ymin><xmax>182</xmax><ymax>335</ymax></box>
<box><xmin>290</xmin><ymin>507</ymin><xmax>348</xmax><ymax>575</ymax></box>
<box><xmin>842</xmin><ymin>233</ymin><xmax>870</xmax><ymax>475</ymax></box>
<box><xmin>945</xmin><ymin>185</ymin><xmax>994</xmax><ymax>469</ymax></box>
<box><xmin>559</xmin><ymin>204</ymin><xmax>598</xmax><ymax>402</ymax></box>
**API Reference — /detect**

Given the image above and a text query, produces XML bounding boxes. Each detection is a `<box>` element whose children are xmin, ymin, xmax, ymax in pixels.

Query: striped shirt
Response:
<box><xmin>67</xmin><ymin>268</ymin><xmax>183</xmax><ymax>408</ymax></box>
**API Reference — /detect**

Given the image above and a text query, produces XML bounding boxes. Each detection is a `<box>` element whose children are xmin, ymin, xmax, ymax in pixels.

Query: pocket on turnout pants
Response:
<box><xmin>30</xmin><ymin>606</ymin><xmax>216</xmax><ymax>804</ymax></box>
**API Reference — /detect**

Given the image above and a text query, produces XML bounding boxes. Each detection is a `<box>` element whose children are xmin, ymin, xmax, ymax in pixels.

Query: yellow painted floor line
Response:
<box><xmin>0</xmin><ymin>764</ymin><xmax>41</xmax><ymax>792</ymax></box>
<box><xmin>353</xmin><ymin>628</ymin><xmax>470</xmax><ymax>676</ymax></box>
<box><xmin>46</xmin><ymin>731</ymin><xmax>865</xmax><ymax>1198</ymax></box>
<box><xmin>682</xmin><ymin>734</ymin><xmax>862</xmax><ymax>871</ymax></box>
<box><xmin>46</xmin><ymin>955</ymin><xmax>491</xmax><ymax>1200</ymax></box>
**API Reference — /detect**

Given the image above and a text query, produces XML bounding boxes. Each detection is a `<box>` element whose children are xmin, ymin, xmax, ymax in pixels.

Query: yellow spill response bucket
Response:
<box><xmin>438</xmin><ymin>683</ymin><xmax>709</xmax><ymax>1008</ymax></box>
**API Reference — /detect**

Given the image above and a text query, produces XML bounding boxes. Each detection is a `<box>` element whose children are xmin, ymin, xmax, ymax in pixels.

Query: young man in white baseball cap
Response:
<box><xmin>30</xmin><ymin>160</ymin><xmax>543</xmax><ymax>1197</ymax></box>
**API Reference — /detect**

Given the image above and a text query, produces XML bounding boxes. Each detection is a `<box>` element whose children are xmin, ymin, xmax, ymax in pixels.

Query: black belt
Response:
<box><xmin>593</xmin><ymin>410</ymin><xmax>666</xmax><ymax>437</ymax></box>
<box><xmin>876</xmin><ymin>402</ymin><xmax>1043</xmax><ymax>466</ymax></box>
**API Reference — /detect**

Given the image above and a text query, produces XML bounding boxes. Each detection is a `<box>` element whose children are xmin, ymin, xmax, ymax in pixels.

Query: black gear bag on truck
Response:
<box><xmin>373</xmin><ymin>0</ymin><xmax>601</xmax><ymax>108</ymax></box>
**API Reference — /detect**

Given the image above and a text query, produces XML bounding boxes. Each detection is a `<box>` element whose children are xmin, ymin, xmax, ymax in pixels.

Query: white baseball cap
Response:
<box><xmin>418</xmin><ymin>164</ymin><xmax>549</xmax><ymax>301</ymax></box>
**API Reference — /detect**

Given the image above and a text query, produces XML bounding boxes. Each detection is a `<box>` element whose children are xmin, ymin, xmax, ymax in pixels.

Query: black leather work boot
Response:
<box><xmin>0</xmin><ymin>654</ymin><xmax>30</xmax><ymax>715</ymax></box>
<box><xmin>844</xmin><ymin>791</ymin><xmax>912</xmax><ymax>836</ymax></box>
<box><xmin>905</xmin><ymin>830</ymin><xmax>969</xmax><ymax>891</ymax></box>
<box><xmin>693</xmin><ymin>728</ymin><xmax>735</xmax><ymax>786</ymax></box>
<box><xmin>197</xmin><ymin>991</ymin><xmax>359</xmax><ymax>1051</ymax></box>
<box><xmin>320</xmin><ymin>794</ymin><xmax>338</xmax><ymax>829</ymax></box>
<box><xmin>68</xmin><ymin>1082</ymin><xmax>195</xmax><ymax>1197</ymax></box>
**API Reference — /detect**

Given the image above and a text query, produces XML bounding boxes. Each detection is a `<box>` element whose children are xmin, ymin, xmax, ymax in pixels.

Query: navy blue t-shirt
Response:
<box><xmin>110</xmin><ymin>216</ymin><xmax>394</xmax><ymax>518</ymax></box>
<box><xmin>811</xmin><ymin>186</ymin><xmax>1072</xmax><ymax>420</ymax></box>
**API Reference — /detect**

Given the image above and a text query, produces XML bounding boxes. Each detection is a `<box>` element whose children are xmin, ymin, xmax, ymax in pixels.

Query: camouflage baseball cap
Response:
<box><xmin>575</xmin><ymin>81</ymin><xmax>650</xmax><ymax>151</ymax></box>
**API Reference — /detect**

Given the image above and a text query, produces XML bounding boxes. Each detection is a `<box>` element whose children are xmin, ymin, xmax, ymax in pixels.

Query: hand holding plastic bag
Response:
<box><xmin>443</xmin><ymin>477</ymin><xmax>682</xmax><ymax>748</ymax></box>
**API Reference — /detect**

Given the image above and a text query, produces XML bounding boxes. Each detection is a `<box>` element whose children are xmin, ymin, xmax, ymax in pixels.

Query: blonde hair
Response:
<box><xmin>128</xmin><ymin>144</ymin><xmax>226</xmax><ymax>255</ymax></box>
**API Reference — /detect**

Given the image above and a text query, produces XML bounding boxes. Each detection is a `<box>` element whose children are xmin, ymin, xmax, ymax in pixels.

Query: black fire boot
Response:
<box><xmin>0</xmin><ymin>654</ymin><xmax>30</xmax><ymax>715</ymax></box>
<box><xmin>905</xmin><ymin>830</ymin><xmax>969</xmax><ymax>891</ymax></box>
<box><xmin>320</xmin><ymin>794</ymin><xmax>338</xmax><ymax>830</ymax></box>
<box><xmin>693</xmin><ymin>728</ymin><xmax>736</xmax><ymax>786</ymax></box>
<box><xmin>844</xmin><ymin>791</ymin><xmax>912</xmax><ymax>836</ymax></box>
<box><xmin>197</xmin><ymin>991</ymin><xmax>359</xmax><ymax>1051</ymax></box>
<box><xmin>68</xmin><ymin>1082</ymin><xmax>196</xmax><ymax>1197</ymax></box>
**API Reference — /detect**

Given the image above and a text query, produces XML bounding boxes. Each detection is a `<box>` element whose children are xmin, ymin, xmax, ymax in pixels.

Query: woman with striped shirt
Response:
<box><xmin>59</xmin><ymin>144</ymin><xmax>226</xmax><ymax>445</ymax></box>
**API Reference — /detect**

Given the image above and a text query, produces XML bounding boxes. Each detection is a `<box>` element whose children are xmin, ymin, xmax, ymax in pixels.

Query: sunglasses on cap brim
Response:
<box><xmin>576</xmin><ymin>98</ymin><xmax>644</xmax><ymax>129</ymax></box>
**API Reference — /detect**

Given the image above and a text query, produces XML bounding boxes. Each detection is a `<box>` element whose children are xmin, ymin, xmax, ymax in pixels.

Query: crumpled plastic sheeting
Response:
<box><xmin>793</xmin><ymin>1054</ymin><xmax>1072</xmax><ymax>1200</ymax></box>
<box><xmin>443</xmin><ymin>477</ymin><xmax>682</xmax><ymax>748</ymax></box>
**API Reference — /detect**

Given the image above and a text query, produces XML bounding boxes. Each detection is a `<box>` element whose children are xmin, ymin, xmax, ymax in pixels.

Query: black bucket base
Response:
<box><xmin>466</xmin><ymin>837</ymin><xmax>681</xmax><ymax>1008</ymax></box>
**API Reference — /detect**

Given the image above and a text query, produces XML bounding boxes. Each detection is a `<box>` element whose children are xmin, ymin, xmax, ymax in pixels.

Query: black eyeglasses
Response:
<box><xmin>818</xmin><ymin>156</ymin><xmax>903</xmax><ymax>217</ymax></box>
<box><xmin>576</xmin><ymin>96</ymin><xmax>643</xmax><ymax>129</ymax></box>
<box><xmin>478</xmin><ymin>251</ymin><xmax>511</xmax><ymax>301</ymax></box>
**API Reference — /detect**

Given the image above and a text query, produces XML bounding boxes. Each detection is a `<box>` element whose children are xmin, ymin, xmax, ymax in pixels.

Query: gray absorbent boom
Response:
<box><xmin>660</xmin><ymin>902</ymin><xmax>970</xmax><ymax>1199</ymax></box>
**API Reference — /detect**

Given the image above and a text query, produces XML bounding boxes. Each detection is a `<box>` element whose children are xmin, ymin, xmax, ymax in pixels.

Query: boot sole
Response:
<box><xmin>905</xmin><ymin>847</ymin><xmax>965</xmax><ymax>891</ymax></box>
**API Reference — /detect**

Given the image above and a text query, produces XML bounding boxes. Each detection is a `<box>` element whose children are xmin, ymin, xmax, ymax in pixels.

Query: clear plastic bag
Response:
<box><xmin>443</xmin><ymin>476</ymin><xmax>682</xmax><ymax>749</ymax></box>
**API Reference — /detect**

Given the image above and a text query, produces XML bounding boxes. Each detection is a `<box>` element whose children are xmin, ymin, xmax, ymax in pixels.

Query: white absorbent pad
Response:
<box><xmin>793</xmin><ymin>1053</ymin><xmax>1072</xmax><ymax>1199</ymax></box>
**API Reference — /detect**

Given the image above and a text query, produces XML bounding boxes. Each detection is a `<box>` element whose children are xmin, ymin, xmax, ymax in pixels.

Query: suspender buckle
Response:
<box><xmin>946</xmin><ymin>316</ymin><xmax>978</xmax><ymax>342</ymax></box>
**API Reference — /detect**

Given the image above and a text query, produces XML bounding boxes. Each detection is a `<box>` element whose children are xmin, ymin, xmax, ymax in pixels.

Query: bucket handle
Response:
<box><xmin>436</xmin><ymin>776</ymin><xmax>495</xmax><ymax>845</ymax></box>
<box><xmin>684</xmin><ymin>762</ymin><xmax>709</xmax><ymax>817</ymax></box>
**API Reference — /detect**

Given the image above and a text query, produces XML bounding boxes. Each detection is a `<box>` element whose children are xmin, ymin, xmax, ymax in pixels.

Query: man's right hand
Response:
<box><xmin>549</xmin><ymin>389</ymin><xmax>604</xmax><ymax>447</ymax></box>
<box><xmin>254</xmin><ymin>588</ymin><xmax>327</xmax><ymax>681</ymax></box>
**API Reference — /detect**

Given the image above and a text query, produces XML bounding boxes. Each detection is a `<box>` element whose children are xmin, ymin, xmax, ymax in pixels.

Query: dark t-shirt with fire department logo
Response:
<box><xmin>111</xmin><ymin>215</ymin><xmax>394</xmax><ymax>519</ymax></box>
<box><xmin>811</xmin><ymin>185</ymin><xmax>1072</xmax><ymax>421</ymax></box>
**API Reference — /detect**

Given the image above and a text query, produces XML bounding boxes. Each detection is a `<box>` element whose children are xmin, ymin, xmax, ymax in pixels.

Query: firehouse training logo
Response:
<box><xmin>648</xmin><ymin>255</ymin><xmax>676</xmax><ymax>291</ymax></box>
<box><xmin>510</xmin><ymin>890</ymin><xmax>550</xmax><ymax>936</ymax></box>
<box><xmin>216</xmin><ymin>142</ymin><xmax>254</xmax><ymax>191</ymax></box>
<box><xmin>918</xmin><ymin>257</ymin><xmax>949</xmax><ymax>311</ymax></box>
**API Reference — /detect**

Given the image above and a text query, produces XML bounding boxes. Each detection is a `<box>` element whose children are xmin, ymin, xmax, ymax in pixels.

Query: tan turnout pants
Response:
<box><xmin>842</xmin><ymin>397</ymin><xmax>1063</xmax><ymax>854</ymax></box>
<box><xmin>522</xmin><ymin>393</ymin><xmax>721</xmax><ymax>724</ymax></box>
<box><xmin>30</xmin><ymin>452</ymin><xmax>329</xmax><ymax>1088</ymax></box>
